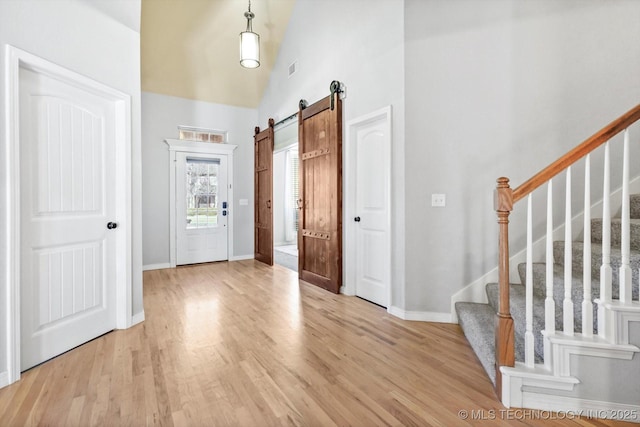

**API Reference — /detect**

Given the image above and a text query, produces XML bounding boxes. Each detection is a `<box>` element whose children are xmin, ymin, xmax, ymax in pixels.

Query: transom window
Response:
<box><xmin>178</xmin><ymin>125</ymin><xmax>227</xmax><ymax>144</ymax></box>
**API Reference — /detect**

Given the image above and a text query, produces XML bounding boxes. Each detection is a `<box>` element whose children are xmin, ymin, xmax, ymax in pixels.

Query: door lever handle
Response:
<box><xmin>354</xmin><ymin>217</ymin><xmax>361</xmax><ymax>222</ymax></box>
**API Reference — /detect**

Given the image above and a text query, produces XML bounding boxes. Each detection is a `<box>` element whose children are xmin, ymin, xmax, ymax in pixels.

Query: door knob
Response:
<box><xmin>354</xmin><ymin>217</ymin><xmax>361</xmax><ymax>222</ymax></box>
<box><xmin>107</xmin><ymin>222</ymin><xmax>118</xmax><ymax>229</ymax></box>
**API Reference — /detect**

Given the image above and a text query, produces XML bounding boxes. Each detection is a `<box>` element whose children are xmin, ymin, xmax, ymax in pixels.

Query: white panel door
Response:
<box><xmin>353</xmin><ymin>113</ymin><xmax>391</xmax><ymax>307</ymax></box>
<box><xmin>20</xmin><ymin>68</ymin><xmax>117</xmax><ymax>370</ymax></box>
<box><xmin>176</xmin><ymin>153</ymin><xmax>229</xmax><ymax>265</ymax></box>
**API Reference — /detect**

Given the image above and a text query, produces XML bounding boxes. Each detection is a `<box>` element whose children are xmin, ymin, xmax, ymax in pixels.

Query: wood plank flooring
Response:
<box><xmin>0</xmin><ymin>260</ymin><xmax>634</xmax><ymax>426</ymax></box>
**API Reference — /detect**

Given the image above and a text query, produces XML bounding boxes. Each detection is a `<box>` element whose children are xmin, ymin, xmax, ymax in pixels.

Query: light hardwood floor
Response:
<box><xmin>0</xmin><ymin>260</ymin><xmax>634</xmax><ymax>426</ymax></box>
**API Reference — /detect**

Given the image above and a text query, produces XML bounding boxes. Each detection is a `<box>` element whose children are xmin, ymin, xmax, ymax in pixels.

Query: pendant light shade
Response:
<box><xmin>240</xmin><ymin>1</ymin><xmax>260</xmax><ymax>68</ymax></box>
<box><xmin>240</xmin><ymin>31</ymin><xmax>260</xmax><ymax>68</ymax></box>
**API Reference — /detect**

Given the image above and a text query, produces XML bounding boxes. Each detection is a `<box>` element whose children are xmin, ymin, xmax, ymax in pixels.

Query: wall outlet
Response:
<box><xmin>431</xmin><ymin>193</ymin><xmax>446</xmax><ymax>207</ymax></box>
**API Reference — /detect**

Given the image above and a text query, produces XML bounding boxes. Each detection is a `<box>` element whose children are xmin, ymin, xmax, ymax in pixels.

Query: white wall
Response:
<box><xmin>141</xmin><ymin>92</ymin><xmax>258</xmax><ymax>266</ymax></box>
<box><xmin>0</xmin><ymin>0</ymin><xmax>142</xmax><ymax>382</ymax></box>
<box><xmin>258</xmin><ymin>0</ymin><xmax>406</xmax><ymax>309</ymax></box>
<box><xmin>260</xmin><ymin>0</ymin><xmax>640</xmax><ymax>319</ymax></box>
<box><xmin>85</xmin><ymin>0</ymin><xmax>141</xmax><ymax>32</ymax></box>
<box><xmin>404</xmin><ymin>0</ymin><xmax>640</xmax><ymax>313</ymax></box>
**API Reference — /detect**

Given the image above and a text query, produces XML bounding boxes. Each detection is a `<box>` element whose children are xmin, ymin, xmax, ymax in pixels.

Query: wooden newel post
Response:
<box><xmin>494</xmin><ymin>177</ymin><xmax>514</xmax><ymax>398</ymax></box>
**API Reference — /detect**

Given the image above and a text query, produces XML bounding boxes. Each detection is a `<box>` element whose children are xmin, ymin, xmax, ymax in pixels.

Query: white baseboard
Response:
<box><xmin>230</xmin><ymin>254</ymin><xmax>254</xmax><ymax>261</ymax></box>
<box><xmin>388</xmin><ymin>306</ymin><xmax>452</xmax><ymax>323</ymax></box>
<box><xmin>144</xmin><ymin>257</ymin><xmax>256</xmax><ymax>268</ymax></box>
<box><xmin>131</xmin><ymin>311</ymin><xmax>145</xmax><ymax>326</ymax></box>
<box><xmin>521</xmin><ymin>392</ymin><xmax>640</xmax><ymax>423</ymax></box>
<box><xmin>340</xmin><ymin>285</ymin><xmax>355</xmax><ymax>296</ymax></box>
<box><xmin>143</xmin><ymin>263</ymin><xmax>171</xmax><ymax>271</ymax></box>
<box><xmin>144</xmin><ymin>256</ymin><xmax>257</xmax><ymax>268</ymax></box>
<box><xmin>0</xmin><ymin>370</ymin><xmax>9</xmax><ymax>388</ymax></box>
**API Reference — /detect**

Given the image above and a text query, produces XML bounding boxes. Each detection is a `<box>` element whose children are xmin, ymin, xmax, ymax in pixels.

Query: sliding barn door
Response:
<box><xmin>254</xmin><ymin>119</ymin><xmax>274</xmax><ymax>265</ymax></box>
<box><xmin>298</xmin><ymin>96</ymin><xmax>342</xmax><ymax>293</ymax></box>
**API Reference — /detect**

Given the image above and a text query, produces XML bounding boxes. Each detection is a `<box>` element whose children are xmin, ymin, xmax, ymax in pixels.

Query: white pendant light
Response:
<box><xmin>240</xmin><ymin>0</ymin><xmax>260</xmax><ymax>68</ymax></box>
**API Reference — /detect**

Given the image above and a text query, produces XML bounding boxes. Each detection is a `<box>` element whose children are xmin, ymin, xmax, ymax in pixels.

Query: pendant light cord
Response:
<box><xmin>245</xmin><ymin>0</ymin><xmax>254</xmax><ymax>32</ymax></box>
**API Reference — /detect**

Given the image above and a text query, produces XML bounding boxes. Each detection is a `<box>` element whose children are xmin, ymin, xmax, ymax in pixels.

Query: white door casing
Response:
<box><xmin>344</xmin><ymin>106</ymin><xmax>392</xmax><ymax>308</ymax></box>
<box><xmin>4</xmin><ymin>46</ymin><xmax>132</xmax><ymax>385</ymax></box>
<box><xmin>165</xmin><ymin>139</ymin><xmax>237</xmax><ymax>268</ymax></box>
<box><xmin>176</xmin><ymin>153</ymin><xmax>228</xmax><ymax>265</ymax></box>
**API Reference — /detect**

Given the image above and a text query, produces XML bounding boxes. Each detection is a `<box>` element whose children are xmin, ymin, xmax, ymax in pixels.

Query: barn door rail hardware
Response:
<box><xmin>329</xmin><ymin>80</ymin><xmax>345</xmax><ymax>110</ymax></box>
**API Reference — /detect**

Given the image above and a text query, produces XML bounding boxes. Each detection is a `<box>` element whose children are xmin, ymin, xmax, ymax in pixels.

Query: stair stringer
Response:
<box><xmin>545</xmin><ymin>333</ymin><xmax>638</xmax><ymax>377</ymax></box>
<box><xmin>598</xmin><ymin>300</ymin><xmax>640</xmax><ymax>344</ymax></box>
<box><xmin>501</xmin><ymin>304</ymin><xmax>640</xmax><ymax>423</ymax></box>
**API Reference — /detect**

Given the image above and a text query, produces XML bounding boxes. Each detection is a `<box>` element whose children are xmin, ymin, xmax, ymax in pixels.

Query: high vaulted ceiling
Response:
<box><xmin>141</xmin><ymin>0</ymin><xmax>296</xmax><ymax>109</ymax></box>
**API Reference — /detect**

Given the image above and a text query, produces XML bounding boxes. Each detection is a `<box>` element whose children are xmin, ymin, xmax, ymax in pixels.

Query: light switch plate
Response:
<box><xmin>431</xmin><ymin>193</ymin><xmax>446</xmax><ymax>207</ymax></box>
<box><xmin>239</xmin><ymin>199</ymin><xmax>249</xmax><ymax>206</ymax></box>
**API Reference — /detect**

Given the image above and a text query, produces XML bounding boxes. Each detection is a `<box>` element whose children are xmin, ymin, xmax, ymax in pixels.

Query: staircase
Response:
<box><xmin>455</xmin><ymin>105</ymin><xmax>640</xmax><ymax>422</ymax></box>
<box><xmin>456</xmin><ymin>195</ymin><xmax>640</xmax><ymax>391</ymax></box>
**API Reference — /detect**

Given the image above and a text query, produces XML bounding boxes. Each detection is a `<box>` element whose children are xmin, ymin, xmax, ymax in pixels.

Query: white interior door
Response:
<box><xmin>20</xmin><ymin>67</ymin><xmax>118</xmax><ymax>370</ymax></box>
<box><xmin>176</xmin><ymin>153</ymin><xmax>229</xmax><ymax>265</ymax></box>
<box><xmin>348</xmin><ymin>108</ymin><xmax>391</xmax><ymax>307</ymax></box>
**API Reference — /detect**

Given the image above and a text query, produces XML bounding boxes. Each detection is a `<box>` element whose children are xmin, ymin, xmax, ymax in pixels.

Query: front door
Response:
<box><xmin>20</xmin><ymin>67</ymin><xmax>118</xmax><ymax>370</ymax></box>
<box><xmin>176</xmin><ymin>153</ymin><xmax>229</xmax><ymax>265</ymax></box>
<box><xmin>298</xmin><ymin>95</ymin><xmax>343</xmax><ymax>293</ymax></box>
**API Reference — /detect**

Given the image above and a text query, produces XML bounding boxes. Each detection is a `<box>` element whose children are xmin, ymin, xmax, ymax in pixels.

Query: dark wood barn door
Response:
<box><xmin>298</xmin><ymin>96</ymin><xmax>343</xmax><ymax>293</ymax></box>
<box><xmin>254</xmin><ymin>119</ymin><xmax>274</xmax><ymax>265</ymax></box>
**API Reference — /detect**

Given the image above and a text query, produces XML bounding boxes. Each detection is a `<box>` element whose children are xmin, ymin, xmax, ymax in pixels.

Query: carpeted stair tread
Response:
<box><xmin>486</xmin><ymin>283</ymin><xmax>543</xmax><ymax>362</ymax></box>
<box><xmin>592</xmin><ymin>218</ymin><xmax>640</xmax><ymax>251</ymax></box>
<box><xmin>455</xmin><ymin>302</ymin><xmax>497</xmax><ymax>385</ymax></box>
<box><xmin>486</xmin><ymin>282</ymin><xmax>521</xmax><ymax>313</ymax></box>
<box><xmin>630</xmin><ymin>194</ymin><xmax>640</xmax><ymax>219</ymax></box>
<box><xmin>553</xmin><ymin>241</ymin><xmax>640</xmax><ymax>301</ymax></box>
<box><xmin>517</xmin><ymin>262</ymin><xmax>599</xmax><ymax>334</ymax></box>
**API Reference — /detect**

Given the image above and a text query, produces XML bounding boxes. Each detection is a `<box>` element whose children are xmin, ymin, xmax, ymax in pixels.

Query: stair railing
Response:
<box><xmin>494</xmin><ymin>104</ymin><xmax>640</xmax><ymax>396</ymax></box>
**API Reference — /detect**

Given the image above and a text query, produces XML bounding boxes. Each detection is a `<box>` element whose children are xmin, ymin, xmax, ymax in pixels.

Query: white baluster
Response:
<box><xmin>620</xmin><ymin>129</ymin><xmax>632</xmax><ymax>303</ymax></box>
<box><xmin>582</xmin><ymin>154</ymin><xmax>593</xmax><ymax>337</ymax></box>
<box><xmin>544</xmin><ymin>180</ymin><xmax>555</xmax><ymax>369</ymax></box>
<box><xmin>564</xmin><ymin>167</ymin><xmax>574</xmax><ymax>335</ymax></box>
<box><xmin>525</xmin><ymin>194</ymin><xmax>534</xmax><ymax>368</ymax></box>
<box><xmin>599</xmin><ymin>141</ymin><xmax>612</xmax><ymax>338</ymax></box>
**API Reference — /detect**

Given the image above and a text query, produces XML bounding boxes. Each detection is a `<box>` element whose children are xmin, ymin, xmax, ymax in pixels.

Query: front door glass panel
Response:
<box><xmin>185</xmin><ymin>158</ymin><xmax>219</xmax><ymax>229</ymax></box>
